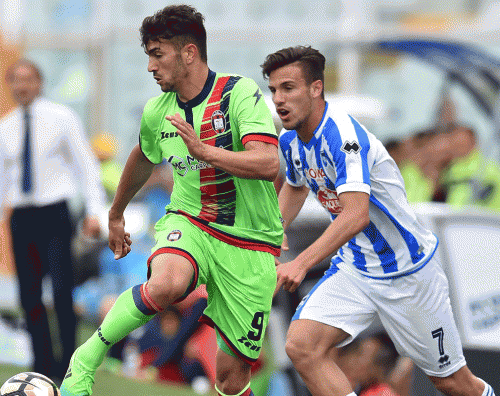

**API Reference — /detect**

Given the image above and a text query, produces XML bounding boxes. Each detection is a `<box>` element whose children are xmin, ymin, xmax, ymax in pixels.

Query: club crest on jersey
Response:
<box><xmin>167</xmin><ymin>230</ymin><xmax>182</xmax><ymax>241</ymax></box>
<box><xmin>211</xmin><ymin>110</ymin><xmax>226</xmax><ymax>134</ymax></box>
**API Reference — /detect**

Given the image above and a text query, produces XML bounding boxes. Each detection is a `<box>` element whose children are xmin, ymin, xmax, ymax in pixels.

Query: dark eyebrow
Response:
<box><xmin>146</xmin><ymin>46</ymin><xmax>161</xmax><ymax>55</ymax></box>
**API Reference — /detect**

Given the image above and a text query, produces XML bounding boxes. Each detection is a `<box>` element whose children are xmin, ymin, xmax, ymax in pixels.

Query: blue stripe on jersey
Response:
<box><xmin>348</xmin><ymin>239</ymin><xmax>368</xmax><ymax>272</ymax></box>
<box><xmin>280</xmin><ymin>132</ymin><xmax>298</xmax><ymax>184</ymax></box>
<box><xmin>298</xmin><ymin>142</ymin><xmax>319</xmax><ymax>193</ymax></box>
<box><xmin>349</xmin><ymin>116</ymin><xmax>371</xmax><ymax>185</ymax></box>
<box><xmin>370</xmin><ymin>195</ymin><xmax>425</xmax><ymax>264</ymax></box>
<box><xmin>362</xmin><ymin>221</ymin><xmax>398</xmax><ymax>273</ymax></box>
<box><xmin>324</xmin><ymin>118</ymin><xmax>348</xmax><ymax>186</ymax></box>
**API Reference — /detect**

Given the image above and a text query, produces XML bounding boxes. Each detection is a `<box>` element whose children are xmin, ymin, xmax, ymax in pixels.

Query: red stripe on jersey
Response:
<box><xmin>199</xmin><ymin>76</ymin><xmax>230</xmax><ymax>141</ymax></box>
<box><xmin>242</xmin><ymin>134</ymin><xmax>279</xmax><ymax>146</ymax></box>
<box><xmin>177</xmin><ymin>210</ymin><xmax>281</xmax><ymax>256</ymax></box>
<box><xmin>199</xmin><ymin>76</ymin><xmax>233</xmax><ymax>223</ymax></box>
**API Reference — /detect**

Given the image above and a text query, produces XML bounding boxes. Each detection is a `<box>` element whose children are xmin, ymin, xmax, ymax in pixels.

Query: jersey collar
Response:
<box><xmin>176</xmin><ymin>69</ymin><xmax>216</xmax><ymax>109</ymax></box>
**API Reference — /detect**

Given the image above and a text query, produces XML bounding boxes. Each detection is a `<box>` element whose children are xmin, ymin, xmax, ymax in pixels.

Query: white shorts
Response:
<box><xmin>292</xmin><ymin>258</ymin><xmax>466</xmax><ymax>377</ymax></box>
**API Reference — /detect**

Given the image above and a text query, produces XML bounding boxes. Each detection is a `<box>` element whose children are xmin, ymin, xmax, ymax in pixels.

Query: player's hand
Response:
<box><xmin>274</xmin><ymin>260</ymin><xmax>307</xmax><ymax>295</ymax></box>
<box><xmin>166</xmin><ymin>113</ymin><xmax>207</xmax><ymax>161</ymax></box>
<box><xmin>108</xmin><ymin>215</ymin><xmax>132</xmax><ymax>259</ymax></box>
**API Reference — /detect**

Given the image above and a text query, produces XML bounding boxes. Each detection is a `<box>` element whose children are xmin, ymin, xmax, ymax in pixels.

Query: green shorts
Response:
<box><xmin>150</xmin><ymin>212</ymin><xmax>277</xmax><ymax>364</ymax></box>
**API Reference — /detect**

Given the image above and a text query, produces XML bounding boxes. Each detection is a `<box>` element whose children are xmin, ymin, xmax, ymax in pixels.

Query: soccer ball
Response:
<box><xmin>0</xmin><ymin>372</ymin><xmax>60</xmax><ymax>396</ymax></box>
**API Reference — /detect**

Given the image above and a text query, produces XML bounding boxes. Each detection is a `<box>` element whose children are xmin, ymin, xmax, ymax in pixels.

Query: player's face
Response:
<box><xmin>7</xmin><ymin>65</ymin><xmax>41</xmax><ymax>107</ymax></box>
<box><xmin>146</xmin><ymin>39</ymin><xmax>187</xmax><ymax>93</ymax></box>
<box><xmin>268</xmin><ymin>62</ymin><xmax>314</xmax><ymax>132</ymax></box>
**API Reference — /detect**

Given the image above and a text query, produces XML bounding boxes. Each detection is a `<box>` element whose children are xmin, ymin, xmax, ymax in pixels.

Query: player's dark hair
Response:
<box><xmin>5</xmin><ymin>59</ymin><xmax>43</xmax><ymax>82</ymax></box>
<box><xmin>140</xmin><ymin>4</ymin><xmax>207</xmax><ymax>62</ymax></box>
<box><xmin>261</xmin><ymin>45</ymin><xmax>325</xmax><ymax>88</ymax></box>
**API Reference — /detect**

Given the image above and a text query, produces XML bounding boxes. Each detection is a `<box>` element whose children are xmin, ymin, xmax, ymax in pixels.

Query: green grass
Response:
<box><xmin>0</xmin><ymin>363</ymin><xmax>209</xmax><ymax>396</ymax></box>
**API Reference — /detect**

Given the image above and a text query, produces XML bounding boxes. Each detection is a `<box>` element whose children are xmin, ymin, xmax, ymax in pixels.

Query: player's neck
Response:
<box><xmin>177</xmin><ymin>64</ymin><xmax>210</xmax><ymax>103</ymax></box>
<box><xmin>297</xmin><ymin>99</ymin><xmax>326</xmax><ymax>143</ymax></box>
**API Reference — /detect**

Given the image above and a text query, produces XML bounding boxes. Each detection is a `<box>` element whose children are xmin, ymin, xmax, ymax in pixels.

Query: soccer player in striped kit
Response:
<box><xmin>262</xmin><ymin>46</ymin><xmax>496</xmax><ymax>396</ymax></box>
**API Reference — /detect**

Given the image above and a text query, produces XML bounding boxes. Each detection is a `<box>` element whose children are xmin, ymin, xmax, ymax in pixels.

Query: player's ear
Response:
<box><xmin>310</xmin><ymin>80</ymin><xmax>323</xmax><ymax>99</ymax></box>
<box><xmin>183</xmin><ymin>43</ymin><xmax>198</xmax><ymax>65</ymax></box>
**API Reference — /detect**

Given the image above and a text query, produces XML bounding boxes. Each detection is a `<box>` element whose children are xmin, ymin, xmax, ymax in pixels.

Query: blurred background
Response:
<box><xmin>1</xmin><ymin>0</ymin><xmax>500</xmax><ymax>395</ymax></box>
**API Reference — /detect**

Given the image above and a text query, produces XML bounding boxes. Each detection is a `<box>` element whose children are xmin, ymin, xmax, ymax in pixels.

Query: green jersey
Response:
<box><xmin>139</xmin><ymin>70</ymin><xmax>283</xmax><ymax>255</ymax></box>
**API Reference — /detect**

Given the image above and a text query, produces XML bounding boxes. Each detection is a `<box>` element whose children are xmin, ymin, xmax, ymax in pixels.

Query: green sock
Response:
<box><xmin>77</xmin><ymin>285</ymin><xmax>156</xmax><ymax>370</ymax></box>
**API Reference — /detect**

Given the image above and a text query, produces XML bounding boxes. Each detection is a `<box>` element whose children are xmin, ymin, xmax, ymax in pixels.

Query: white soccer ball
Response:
<box><xmin>0</xmin><ymin>372</ymin><xmax>60</xmax><ymax>396</ymax></box>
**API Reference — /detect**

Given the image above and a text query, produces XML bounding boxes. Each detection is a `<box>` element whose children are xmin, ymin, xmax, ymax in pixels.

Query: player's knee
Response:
<box><xmin>285</xmin><ymin>336</ymin><xmax>317</xmax><ymax>367</ymax></box>
<box><xmin>145</xmin><ymin>277</ymin><xmax>188</xmax><ymax>308</ymax></box>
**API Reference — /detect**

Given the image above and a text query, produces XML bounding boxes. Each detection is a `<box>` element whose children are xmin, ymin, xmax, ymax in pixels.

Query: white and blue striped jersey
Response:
<box><xmin>279</xmin><ymin>102</ymin><xmax>438</xmax><ymax>279</ymax></box>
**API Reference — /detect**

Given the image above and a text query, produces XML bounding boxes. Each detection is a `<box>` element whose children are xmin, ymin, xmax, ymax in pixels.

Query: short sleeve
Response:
<box><xmin>139</xmin><ymin>99</ymin><xmax>163</xmax><ymax>164</ymax></box>
<box><xmin>279</xmin><ymin>130</ymin><xmax>306</xmax><ymax>187</ymax></box>
<box><xmin>229</xmin><ymin>77</ymin><xmax>278</xmax><ymax>146</ymax></box>
<box><xmin>322</xmin><ymin>113</ymin><xmax>371</xmax><ymax>194</ymax></box>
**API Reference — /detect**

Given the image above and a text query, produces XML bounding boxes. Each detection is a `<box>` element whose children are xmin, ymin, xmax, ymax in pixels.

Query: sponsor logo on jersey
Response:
<box><xmin>168</xmin><ymin>155</ymin><xmax>212</xmax><ymax>176</ymax></box>
<box><xmin>211</xmin><ymin>110</ymin><xmax>226</xmax><ymax>134</ymax></box>
<box><xmin>237</xmin><ymin>335</ymin><xmax>262</xmax><ymax>352</ymax></box>
<box><xmin>341</xmin><ymin>140</ymin><xmax>361</xmax><ymax>154</ymax></box>
<box><xmin>307</xmin><ymin>168</ymin><xmax>326</xmax><ymax>179</ymax></box>
<box><xmin>317</xmin><ymin>186</ymin><xmax>343</xmax><ymax>214</ymax></box>
<box><xmin>161</xmin><ymin>131</ymin><xmax>178</xmax><ymax>139</ymax></box>
<box><xmin>167</xmin><ymin>230</ymin><xmax>182</xmax><ymax>241</ymax></box>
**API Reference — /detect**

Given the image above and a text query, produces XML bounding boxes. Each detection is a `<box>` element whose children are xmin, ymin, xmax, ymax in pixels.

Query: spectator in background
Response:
<box><xmin>0</xmin><ymin>59</ymin><xmax>107</xmax><ymax>382</ymax></box>
<box><xmin>386</xmin><ymin>129</ymin><xmax>452</xmax><ymax>204</ymax></box>
<box><xmin>336</xmin><ymin>332</ymin><xmax>414</xmax><ymax>396</ymax></box>
<box><xmin>440</xmin><ymin>124</ymin><xmax>500</xmax><ymax>212</ymax></box>
<box><xmin>91</xmin><ymin>132</ymin><xmax>124</xmax><ymax>202</ymax></box>
<box><xmin>134</xmin><ymin>293</ymin><xmax>211</xmax><ymax>393</ymax></box>
<box><xmin>385</xmin><ymin>132</ymin><xmax>434</xmax><ymax>203</ymax></box>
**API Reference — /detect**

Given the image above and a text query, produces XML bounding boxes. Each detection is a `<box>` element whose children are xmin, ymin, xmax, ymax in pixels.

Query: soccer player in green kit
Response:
<box><xmin>60</xmin><ymin>5</ymin><xmax>283</xmax><ymax>396</ymax></box>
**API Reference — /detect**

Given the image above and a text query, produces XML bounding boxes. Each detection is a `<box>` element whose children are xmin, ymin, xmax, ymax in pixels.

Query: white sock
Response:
<box><xmin>346</xmin><ymin>393</ymin><xmax>357</xmax><ymax>396</ymax></box>
<box><xmin>480</xmin><ymin>378</ymin><xmax>496</xmax><ymax>396</ymax></box>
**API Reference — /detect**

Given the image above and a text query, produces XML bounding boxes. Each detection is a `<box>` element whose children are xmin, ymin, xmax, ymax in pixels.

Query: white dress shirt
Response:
<box><xmin>0</xmin><ymin>143</ymin><xmax>7</xmax><ymax>219</ymax></box>
<box><xmin>0</xmin><ymin>97</ymin><xmax>106</xmax><ymax>216</ymax></box>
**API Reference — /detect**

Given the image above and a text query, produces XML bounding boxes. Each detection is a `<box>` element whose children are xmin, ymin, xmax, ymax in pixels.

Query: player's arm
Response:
<box><xmin>167</xmin><ymin>113</ymin><xmax>279</xmax><ymax>181</ymax></box>
<box><xmin>108</xmin><ymin>144</ymin><xmax>155</xmax><ymax>259</ymax></box>
<box><xmin>295</xmin><ymin>191</ymin><xmax>369</xmax><ymax>271</ymax></box>
<box><xmin>278</xmin><ymin>182</ymin><xmax>309</xmax><ymax>232</ymax></box>
<box><xmin>276</xmin><ymin>191</ymin><xmax>369</xmax><ymax>293</ymax></box>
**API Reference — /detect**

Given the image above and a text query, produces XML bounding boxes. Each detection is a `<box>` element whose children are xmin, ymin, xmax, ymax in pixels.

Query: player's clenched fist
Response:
<box><xmin>108</xmin><ymin>215</ymin><xmax>132</xmax><ymax>259</ymax></box>
<box><xmin>275</xmin><ymin>260</ymin><xmax>308</xmax><ymax>295</ymax></box>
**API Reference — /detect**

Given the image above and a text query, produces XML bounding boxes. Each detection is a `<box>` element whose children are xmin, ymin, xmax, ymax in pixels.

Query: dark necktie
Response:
<box><xmin>21</xmin><ymin>109</ymin><xmax>32</xmax><ymax>193</ymax></box>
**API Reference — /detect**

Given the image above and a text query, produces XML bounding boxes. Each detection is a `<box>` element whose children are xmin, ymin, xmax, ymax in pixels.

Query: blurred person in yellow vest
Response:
<box><xmin>384</xmin><ymin>136</ymin><xmax>431</xmax><ymax>203</ymax></box>
<box><xmin>440</xmin><ymin>124</ymin><xmax>500</xmax><ymax>212</ymax></box>
<box><xmin>91</xmin><ymin>132</ymin><xmax>123</xmax><ymax>202</ymax></box>
<box><xmin>385</xmin><ymin>129</ymin><xmax>452</xmax><ymax>204</ymax></box>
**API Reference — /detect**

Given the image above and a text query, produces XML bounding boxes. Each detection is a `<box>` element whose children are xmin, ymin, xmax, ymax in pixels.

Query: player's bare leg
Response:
<box><xmin>147</xmin><ymin>253</ymin><xmax>196</xmax><ymax>307</ymax></box>
<box><xmin>285</xmin><ymin>319</ymin><xmax>355</xmax><ymax>396</ymax></box>
<box><xmin>429</xmin><ymin>366</ymin><xmax>493</xmax><ymax>396</ymax></box>
<box><xmin>60</xmin><ymin>253</ymin><xmax>194</xmax><ymax>396</ymax></box>
<box><xmin>215</xmin><ymin>348</ymin><xmax>253</xmax><ymax>396</ymax></box>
